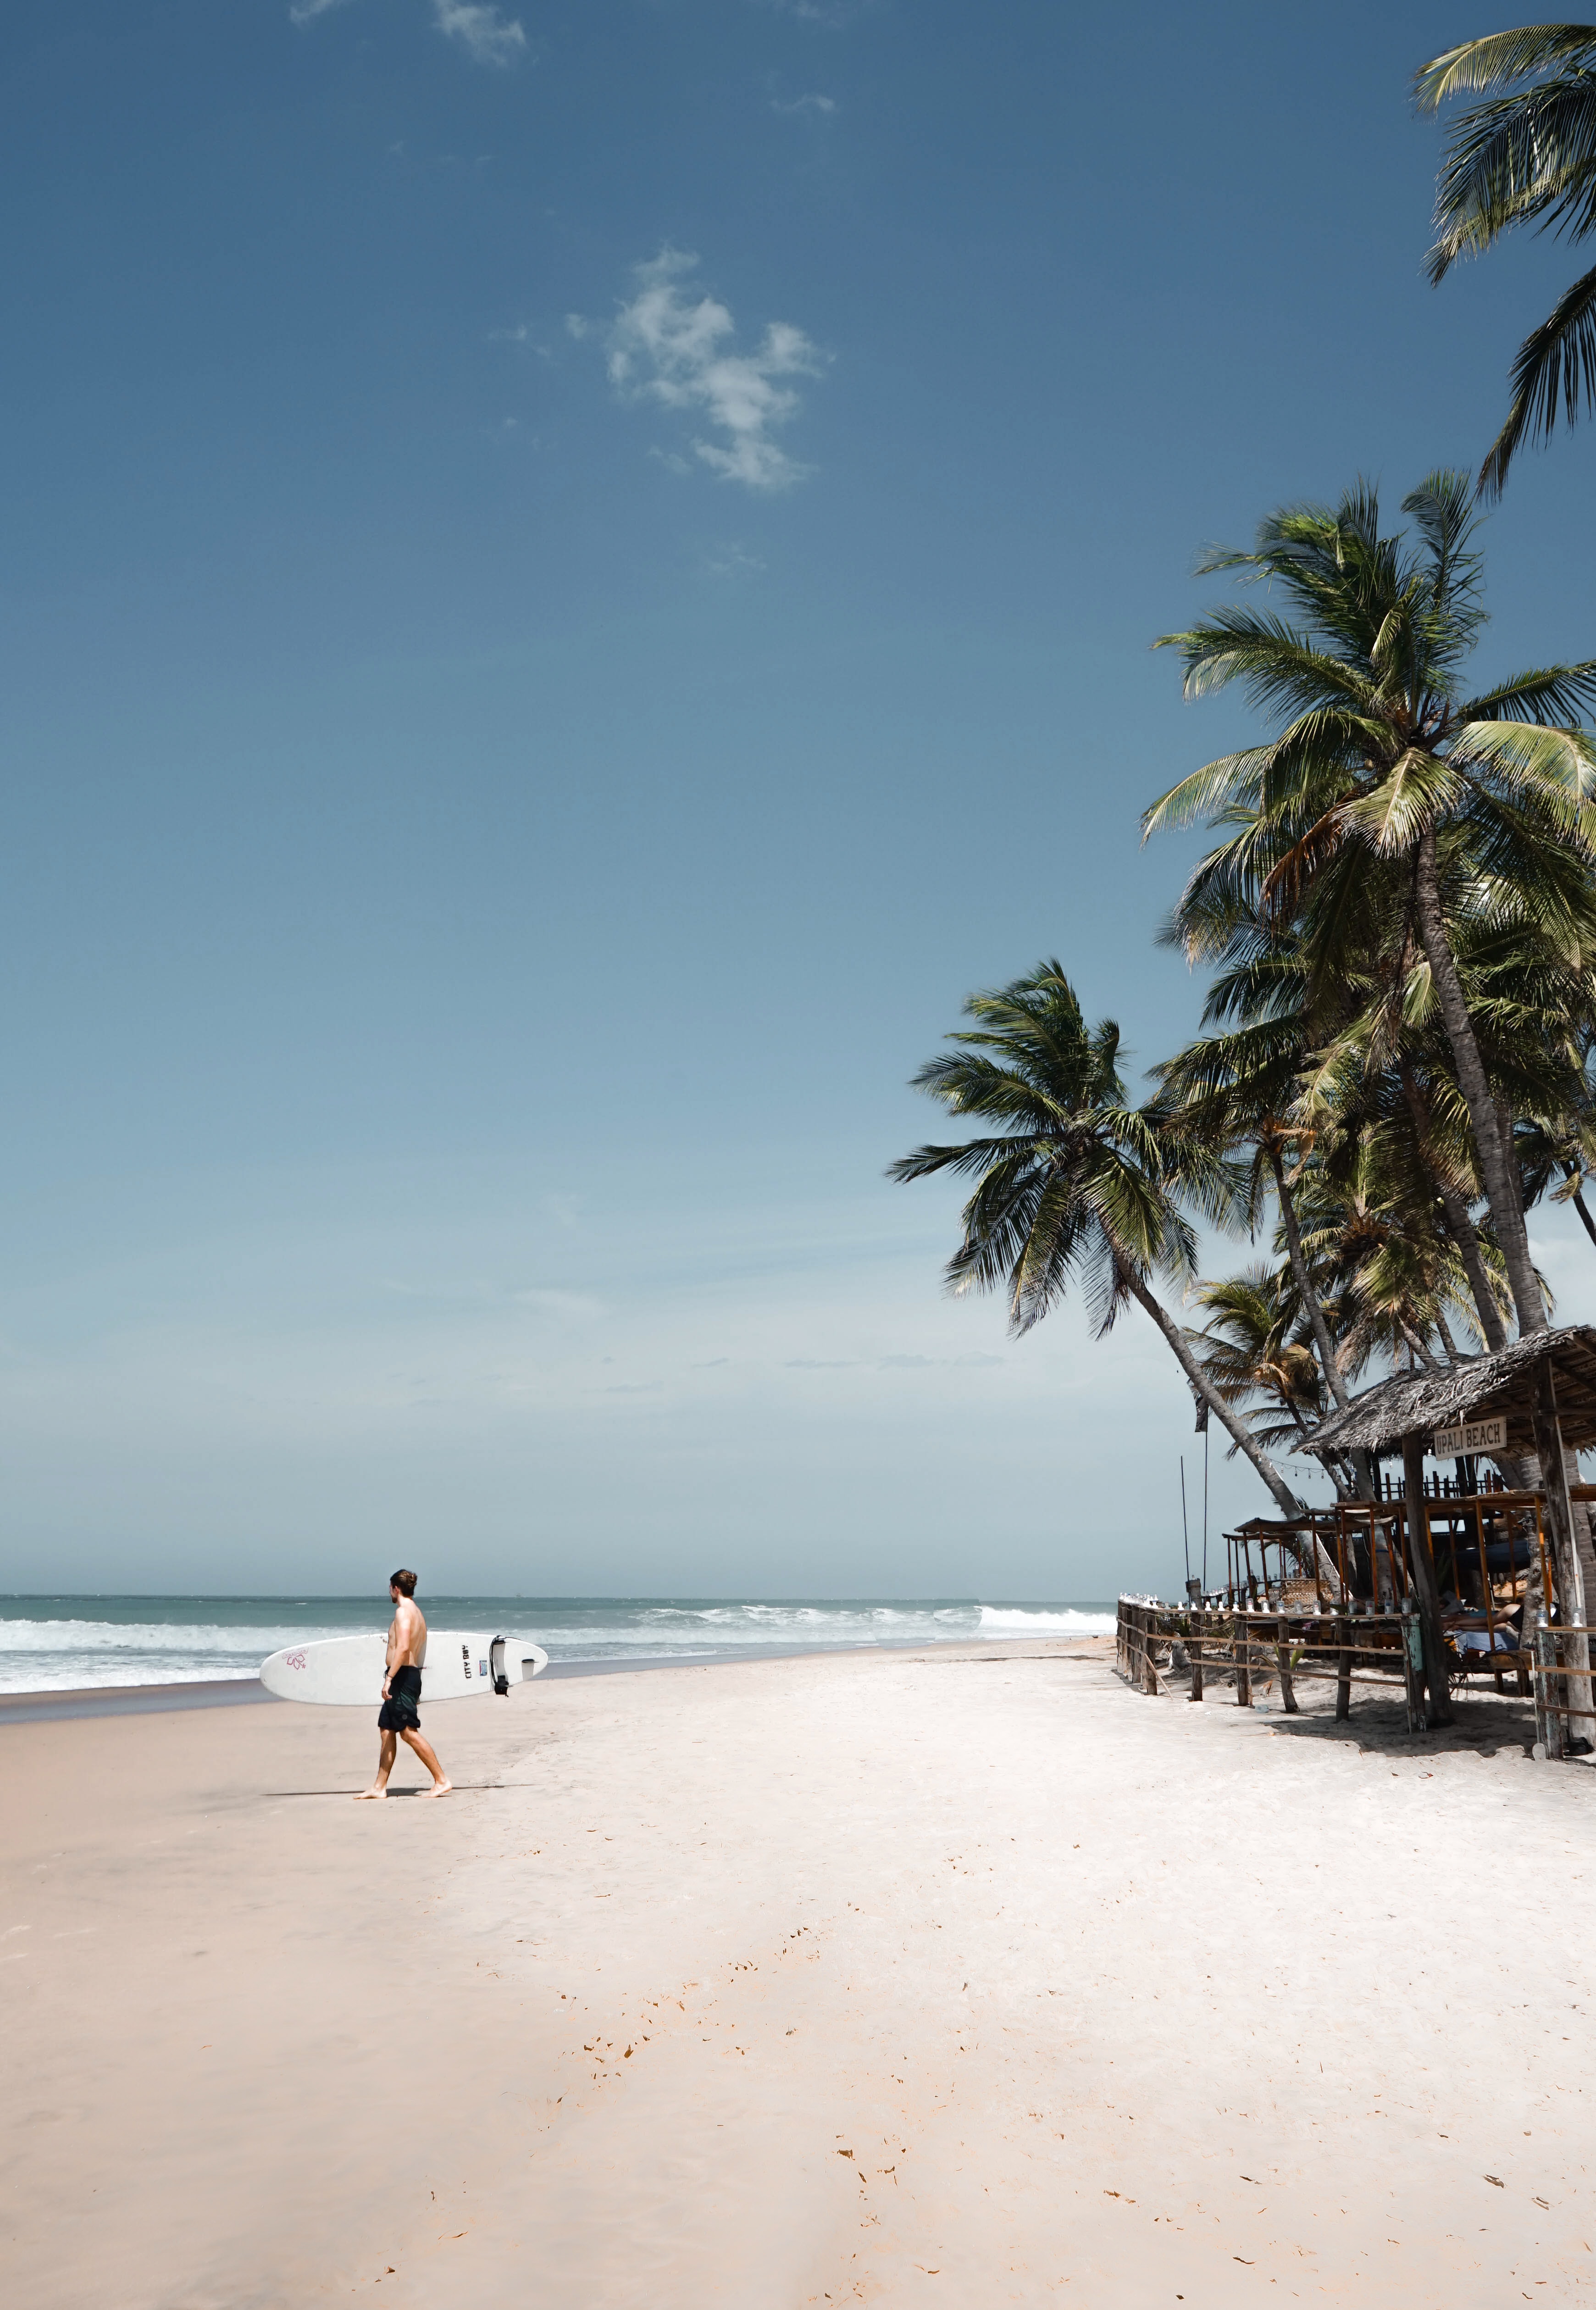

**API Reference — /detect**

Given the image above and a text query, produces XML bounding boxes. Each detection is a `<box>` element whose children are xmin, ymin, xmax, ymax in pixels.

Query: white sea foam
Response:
<box><xmin>976</xmin><ymin>1606</ymin><xmax>1117</xmax><ymax>1635</ymax></box>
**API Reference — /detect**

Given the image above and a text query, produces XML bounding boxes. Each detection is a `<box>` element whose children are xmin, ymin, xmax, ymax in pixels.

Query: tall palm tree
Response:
<box><xmin>1296</xmin><ymin>903</ymin><xmax>1574</xmax><ymax>1355</ymax></box>
<box><xmin>888</xmin><ymin>961</ymin><xmax>1310</xmax><ymax>1517</ymax></box>
<box><xmin>1144</xmin><ymin>474</ymin><xmax>1596</xmax><ymax>1344</ymax></box>
<box><xmin>1417</xmin><ymin>26</ymin><xmax>1596</xmax><ymax>494</ymax></box>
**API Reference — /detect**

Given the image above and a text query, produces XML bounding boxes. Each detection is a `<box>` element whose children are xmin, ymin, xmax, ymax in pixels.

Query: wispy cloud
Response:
<box><xmin>771</xmin><ymin>93</ymin><xmax>837</xmax><ymax>116</ymax></box>
<box><xmin>753</xmin><ymin>0</ymin><xmax>857</xmax><ymax>20</ymax></box>
<box><xmin>513</xmin><ymin>1288</ymin><xmax>604</xmax><ymax>1321</ymax></box>
<box><xmin>289</xmin><ymin>0</ymin><xmax>526</xmax><ymax>67</ymax></box>
<box><xmin>753</xmin><ymin>0</ymin><xmax>864</xmax><ymax>22</ymax></box>
<box><xmin>432</xmin><ymin>1</ymin><xmax>525</xmax><ymax>65</ymax></box>
<box><xmin>704</xmin><ymin>542</ymin><xmax>767</xmax><ymax>577</ymax></box>
<box><xmin>603</xmin><ymin>250</ymin><xmax>825</xmax><ymax>492</ymax></box>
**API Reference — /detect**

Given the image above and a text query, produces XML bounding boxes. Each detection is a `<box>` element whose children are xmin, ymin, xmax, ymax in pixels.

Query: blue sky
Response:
<box><xmin>3</xmin><ymin>0</ymin><xmax>1594</xmax><ymax>1595</ymax></box>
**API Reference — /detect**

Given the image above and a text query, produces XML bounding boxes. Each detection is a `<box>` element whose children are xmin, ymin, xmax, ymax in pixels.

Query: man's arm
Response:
<box><xmin>382</xmin><ymin>1614</ymin><xmax>399</xmax><ymax>1697</ymax></box>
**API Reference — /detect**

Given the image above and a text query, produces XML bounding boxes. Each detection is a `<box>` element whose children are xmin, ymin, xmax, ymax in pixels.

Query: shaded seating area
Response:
<box><xmin>1120</xmin><ymin>1327</ymin><xmax>1596</xmax><ymax>1760</ymax></box>
<box><xmin>1305</xmin><ymin>1327</ymin><xmax>1596</xmax><ymax>1750</ymax></box>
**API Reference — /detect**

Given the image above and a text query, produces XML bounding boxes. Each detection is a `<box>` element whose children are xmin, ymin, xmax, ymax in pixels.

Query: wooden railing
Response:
<box><xmin>1113</xmin><ymin>1594</ymin><xmax>1584</xmax><ymax>1758</ymax></box>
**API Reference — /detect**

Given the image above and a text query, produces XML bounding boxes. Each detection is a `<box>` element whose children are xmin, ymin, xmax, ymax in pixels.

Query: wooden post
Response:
<box><xmin>1189</xmin><ymin>1621</ymin><xmax>1204</xmax><ymax>1703</ymax></box>
<box><xmin>1142</xmin><ymin>1608</ymin><xmax>1159</xmax><ymax>1696</ymax></box>
<box><xmin>1336</xmin><ymin>1608</ymin><xmax>1352</xmax><ymax>1721</ymax></box>
<box><xmin>1401</xmin><ymin>1602</ymin><xmax>1424</xmax><ymax>1735</ymax></box>
<box><xmin>1529</xmin><ymin>1357</ymin><xmax>1593</xmax><ymax>1737</ymax></box>
<box><xmin>1235</xmin><ymin>1611</ymin><xmax>1252</xmax><ymax>1708</ymax></box>
<box><xmin>1532</xmin><ymin>1609</ymin><xmax>1563</xmax><ymax>1761</ymax></box>
<box><xmin>1275</xmin><ymin>1613</ymin><xmax>1298</xmax><ymax>1713</ymax></box>
<box><xmin>1401</xmin><ymin>1430</ymin><xmax>1454</xmax><ymax>1728</ymax></box>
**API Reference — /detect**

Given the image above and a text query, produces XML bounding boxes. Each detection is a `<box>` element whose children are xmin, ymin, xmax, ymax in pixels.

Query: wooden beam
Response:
<box><xmin>1401</xmin><ymin>1431</ymin><xmax>1454</xmax><ymax>1728</ymax></box>
<box><xmin>1529</xmin><ymin>1358</ymin><xmax>1594</xmax><ymax>1744</ymax></box>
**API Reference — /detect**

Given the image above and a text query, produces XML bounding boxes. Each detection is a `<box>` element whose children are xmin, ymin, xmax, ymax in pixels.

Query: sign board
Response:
<box><xmin>1433</xmin><ymin>1415</ymin><xmax>1507</xmax><ymax>1458</ymax></box>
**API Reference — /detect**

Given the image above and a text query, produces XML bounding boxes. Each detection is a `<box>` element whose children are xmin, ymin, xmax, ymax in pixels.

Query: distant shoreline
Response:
<box><xmin>0</xmin><ymin>1635</ymin><xmax>1118</xmax><ymax>1723</ymax></box>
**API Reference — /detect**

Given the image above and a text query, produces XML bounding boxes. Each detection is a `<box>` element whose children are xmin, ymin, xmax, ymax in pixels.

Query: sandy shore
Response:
<box><xmin>3</xmin><ymin>1634</ymin><xmax>1591</xmax><ymax>2306</ymax></box>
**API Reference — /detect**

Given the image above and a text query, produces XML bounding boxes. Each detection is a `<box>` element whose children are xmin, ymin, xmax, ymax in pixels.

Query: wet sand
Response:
<box><xmin>3</xmin><ymin>1636</ymin><xmax>1591</xmax><ymax>2305</ymax></box>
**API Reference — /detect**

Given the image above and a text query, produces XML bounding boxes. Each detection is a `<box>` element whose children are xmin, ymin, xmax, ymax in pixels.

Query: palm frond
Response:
<box><xmin>1416</xmin><ymin>28</ymin><xmax>1596</xmax><ymax>111</ymax></box>
<box><xmin>1478</xmin><ymin>257</ymin><xmax>1596</xmax><ymax>494</ymax></box>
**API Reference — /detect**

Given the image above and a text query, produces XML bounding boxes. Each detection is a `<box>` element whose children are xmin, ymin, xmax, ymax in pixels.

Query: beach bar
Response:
<box><xmin>1116</xmin><ymin>1323</ymin><xmax>1596</xmax><ymax>1759</ymax></box>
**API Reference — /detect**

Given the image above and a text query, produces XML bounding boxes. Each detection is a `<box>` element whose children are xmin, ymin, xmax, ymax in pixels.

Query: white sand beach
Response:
<box><xmin>4</xmin><ymin>1637</ymin><xmax>1591</xmax><ymax>2306</ymax></box>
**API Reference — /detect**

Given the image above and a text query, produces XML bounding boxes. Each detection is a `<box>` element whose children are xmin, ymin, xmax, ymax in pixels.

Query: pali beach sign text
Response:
<box><xmin>1433</xmin><ymin>1415</ymin><xmax>1508</xmax><ymax>1458</ymax></box>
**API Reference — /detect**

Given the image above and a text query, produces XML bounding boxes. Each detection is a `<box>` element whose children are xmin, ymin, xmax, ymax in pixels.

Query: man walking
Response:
<box><xmin>356</xmin><ymin>1569</ymin><xmax>452</xmax><ymax>1799</ymax></box>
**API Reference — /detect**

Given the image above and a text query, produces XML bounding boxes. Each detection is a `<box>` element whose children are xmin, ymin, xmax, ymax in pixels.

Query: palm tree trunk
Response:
<box><xmin>1413</xmin><ymin>828</ymin><xmax>1545</xmax><ymax>1334</ymax></box>
<box><xmin>1268</xmin><ymin>1143</ymin><xmax>1349</xmax><ymax>1409</ymax></box>
<box><xmin>1398</xmin><ymin>1318</ymin><xmax>1441</xmax><ymax>1372</ymax></box>
<box><xmin>1563</xmin><ymin>1165</ymin><xmax>1596</xmax><ymax>1253</ymax></box>
<box><xmin>1114</xmin><ymin>1257</ymin><xmax>1307</xmax><ymax>1518</ymax></box>
<box><xmin>1398</xmin><ymin>1064</ymin><xmax>1509</xmax><ymax>1353</ymax></box>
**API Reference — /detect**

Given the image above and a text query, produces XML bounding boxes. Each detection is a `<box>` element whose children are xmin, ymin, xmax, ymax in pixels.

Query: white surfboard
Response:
<box><xmin>260</xmin><ymin>1631</ymin><xmax>549</xmax><ymax>1707</ymax></box>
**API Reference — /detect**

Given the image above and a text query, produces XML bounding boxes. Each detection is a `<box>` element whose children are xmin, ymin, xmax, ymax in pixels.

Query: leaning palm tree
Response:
<box><xmin>888</xmin><ymin>961</ymin><xmax>1310</xmax><ymax>1517</ymax></box>
<box><xmin>1153</xmin><ymin>968</ymin><xmax>1356</xmax><ymax>1420</ymax></box>
<box><xmin>1188</xmin><ymin>1266</ymin><xmax>1325</xmax><ymax>1451</ymax></box>
<box><xmin>1417</xmin><ymin>26</ymin><xmax>1596</xmax><ymax>494</ymax></box>
<box><xmin>1144</xmin><ymin>474</ymin><xmax>1596</xmax><ymax>1346</ymax></box>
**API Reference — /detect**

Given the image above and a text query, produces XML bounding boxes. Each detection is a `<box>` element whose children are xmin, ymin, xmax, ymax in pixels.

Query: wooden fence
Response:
<box><xmin>1115</xmin><ymin>1595</ymin><xmax>1590</xmax><ymax>1760</ymax></box>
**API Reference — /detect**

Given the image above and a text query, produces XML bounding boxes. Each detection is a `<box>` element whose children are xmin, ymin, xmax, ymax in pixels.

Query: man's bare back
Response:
<box><xmin>388</xmin><ymin>1593</ymin><xmax>427</xmax><ymax>1670</ymax></box>
<box><xmin>355</xmin><ymin>1570</ymin><xmax>452</xmax><ymax>1799</ymax></box>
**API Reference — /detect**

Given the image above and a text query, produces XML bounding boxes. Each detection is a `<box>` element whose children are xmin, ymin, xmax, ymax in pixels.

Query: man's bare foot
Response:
<box><xmin>427</xmin><ymin>1779</ymin><xmax>453</xmax><ymax>1799</ymax></box>
<box><xmin>355</xmin><ymin>1785</ymin><xmax>388</xmax><ymax>1800</ymax></box>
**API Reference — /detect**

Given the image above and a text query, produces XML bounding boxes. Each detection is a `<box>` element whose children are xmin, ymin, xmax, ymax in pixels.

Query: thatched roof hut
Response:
<box><xmin>1303</xmin><ymin>1324</ymin><xmax>1596</xmax><ymax>1462</ymax></box>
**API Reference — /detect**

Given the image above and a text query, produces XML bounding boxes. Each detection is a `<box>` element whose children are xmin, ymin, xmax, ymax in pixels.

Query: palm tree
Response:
<box><xmin>1144</xmin><ymin>474</ymin><xmax>1596</xmax><ymax>1345</ymax></box>
<box><xmin>1188</xmin><ymin>1265</ymin><xmax>1325</xmax><ymax>1452</ymax></box>
<box><xmin>1520</xmin><ymin>1108</ymin><xmax>1596</xmax><ymax>1249</ymax></box>
<box><xmin>1292</xmin><ymin>1121</ymin><xmax>1509</xmax><ymax>1372</ymax></box>
<box><xmin>887</xmin><ymin>961</ymin><xmax>1310</xmax><ymax>1518</ymax></box>
<box><xmin>1153</xmin><ymin>972</ymin><xmax>1355</xmax><ymax>1418</ymax></box>
<box><xmin>1417</xmin><ymin>26</ymin><xmax>1596</xmax><ymax>494</ymax></box>
<box><xmin>1295</xmin><ymin>905</ymin><xmax>1571</xmax><ymax>1355</ymax></box>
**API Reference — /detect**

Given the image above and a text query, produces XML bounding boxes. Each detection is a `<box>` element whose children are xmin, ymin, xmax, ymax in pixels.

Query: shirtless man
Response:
<box><xmin>355</xmin><ymin>1569</ymin><xmax>452</xmax><ymax>1799</ymax></box>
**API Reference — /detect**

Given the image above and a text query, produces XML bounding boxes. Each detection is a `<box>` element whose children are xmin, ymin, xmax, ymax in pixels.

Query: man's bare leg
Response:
<box><xmin>400</xmin><ymin>1725</ymin><xmax>452</xmax><ymax>1796</ymax></box>
<box><xmin>356</xmin><ymin>1729</ymin><xmax>399</xmax><ymax>1799</ymax></box>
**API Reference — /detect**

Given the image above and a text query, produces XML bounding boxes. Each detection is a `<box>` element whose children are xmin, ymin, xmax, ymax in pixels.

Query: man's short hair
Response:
<box><xmin>389</xmin><ymin>1568</ymin><xmax>418</xmax><ymax>1598</ymax></box>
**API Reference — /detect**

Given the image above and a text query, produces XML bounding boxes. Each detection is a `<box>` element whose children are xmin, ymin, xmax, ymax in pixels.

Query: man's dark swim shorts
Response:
<box><xmin>379</xmin><ymin>1663</ymin><xmax>422</xmax><ymax>1731</ymax></box>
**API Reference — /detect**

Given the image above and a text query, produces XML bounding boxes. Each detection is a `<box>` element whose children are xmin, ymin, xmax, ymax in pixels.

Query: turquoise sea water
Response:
<box><xmin>0</xmin><ymin>1595</ymin><xmax>1118</xmax><ymax>1695</ymax></box>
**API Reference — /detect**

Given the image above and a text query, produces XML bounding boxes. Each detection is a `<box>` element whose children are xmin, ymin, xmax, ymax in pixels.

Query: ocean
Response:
<box><xmin>0</xmin><ymin>1595</ymin><xmax>1117</xmax><ymax>1695</ymax></box>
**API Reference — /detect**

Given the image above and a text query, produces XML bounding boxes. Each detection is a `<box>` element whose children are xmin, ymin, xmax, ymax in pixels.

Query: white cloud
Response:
<box><xmin>288</xmin><ymin>0</ymin><xmax>526</xmax><ymax>67</ymax></box>
<box><xmin>605</xmin><ymin>250</ymin><xmax>825</xmax><ymax>493</ymax></box>
<box><xmin>771</xmin><ymin>93</ymin><xmax>838</xmax><ymax>116</ymax></box>
<box><xmin>705</xmin><ymin>542</ymin><xmax>767</xmax><ymax>577</ymax></box>
<box><xmin>432</xmin><ymin>1</ymin><xmax>526</xmax><ymax>65</ymax></box>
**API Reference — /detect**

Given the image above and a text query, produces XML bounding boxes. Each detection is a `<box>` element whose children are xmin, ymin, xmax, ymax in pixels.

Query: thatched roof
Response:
<box><xmin>1304</xmin><ymin>1324</ymin><xmax>1596</xmax><ymax>1460</ymax></box>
